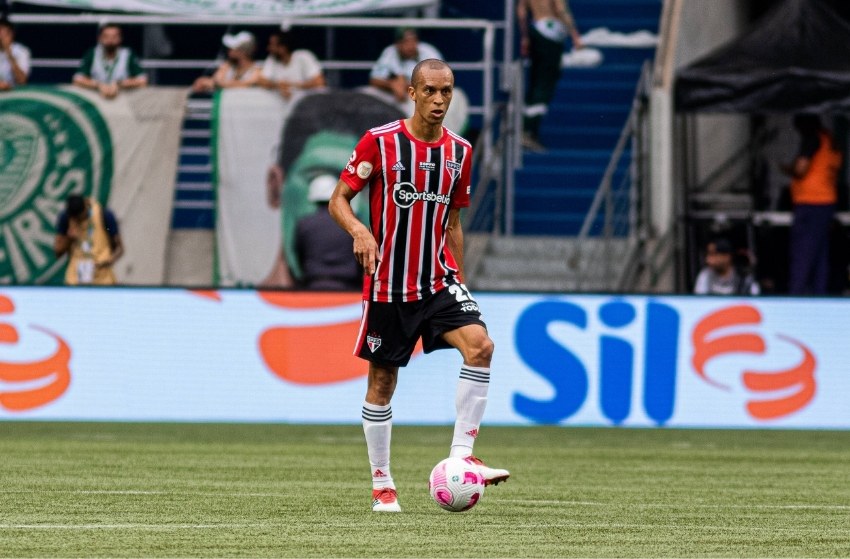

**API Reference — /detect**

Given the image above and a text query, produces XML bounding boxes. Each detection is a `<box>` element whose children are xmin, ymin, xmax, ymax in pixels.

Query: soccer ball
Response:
<box><xmin>428</xmin><ymin>457</ymin><xmax>485</xmax><ymax>512</ymax></box>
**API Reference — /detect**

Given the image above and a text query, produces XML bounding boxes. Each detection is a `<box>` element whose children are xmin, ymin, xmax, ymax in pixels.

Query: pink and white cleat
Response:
<box><xmin>463</xmin><ymin>455</ymin><xmax>510</xmax><ymax>486</ymax></box>
<box><xmin>371</xmin><ymin>488</ymin><xmax>401</xmax><ymax>512</ymax></box>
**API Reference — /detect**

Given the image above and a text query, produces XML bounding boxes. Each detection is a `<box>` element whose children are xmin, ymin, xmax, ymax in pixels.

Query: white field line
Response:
<box><xmin>496</xmin><ymin>499</ymin><xmax>850</xmax><ymax>510</ymax></box>
<box><xmin>3</xmin><ymin>491</ymin><xmax>848</xmax><ymax>511</ymax></box>
<box><xmin>0</xmin><ymin>524</ymin><xmax>264</xmax><ymax>530</ymax></box>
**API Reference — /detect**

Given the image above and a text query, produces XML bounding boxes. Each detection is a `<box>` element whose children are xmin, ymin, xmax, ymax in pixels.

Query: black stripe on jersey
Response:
<box><xmin>419</xmin><ymin>145</ymin><xmax>438</xmax><ymax>296</ymax></box>
<box><xmin>436</xmin><ymin>139</ymin><xmax>461</xmax><ymax>276</ymax></box>
<box><xmin>459</xmin><ymin>366</ymin><xmax>491</xmax><ymax>384</ymax></box>
<box><xmin>375</xmin><ymin>134</ymin><xmax>390</xmax><ymax>301</ymax></box>
<box><xmin>362</xmin><ymin>406</ymin><xmax>393</xmax><ymax>421</ymax></box>
<box><xmin>390</xmin><ymin>133</ymin><xmax>413</xmax><ymax>299</ymax></box>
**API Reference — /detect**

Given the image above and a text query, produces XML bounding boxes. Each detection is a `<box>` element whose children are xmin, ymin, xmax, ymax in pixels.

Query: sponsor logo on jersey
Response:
<box><xmin>348</xmin><ymin>150</ymin><xmax>357</xmax><ymax>163</ymax></box>
<box><xmin>391</xmin><ymin>161</ymin><xmax>406</xmax><ymax>171</ymax></box>
<box><xmin>0</xmin><ymin>90</ymin><xmax>112</xmax><ymax>284</ymax></box>
<box><xmin>418</xmin><ymin>161</ymin><xmax>436</xmax><ymax>172</ymax></box>
<box><xmin>392</xmin><ymin>182</ymin><xmax>451</xmax><ymax>209</ymax></box>
<box><xmin>461</xmin><ymin>302</ymin><xmax>479</xmax><ymax>313</ymax></box>
<box><xmin>346</xmin><ymin>164</ymin><xmax>355</xmax><ymax>174</ymax></box>
<box><xmin>356</xmin><ymin>161</ymin><xmax>373</xmax><ymax>179</ymax></box>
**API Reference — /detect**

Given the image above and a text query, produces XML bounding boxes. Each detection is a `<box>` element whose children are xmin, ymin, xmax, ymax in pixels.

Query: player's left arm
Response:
<box><xmin>446</xmin><ymin>208</ymin><xmax>465</xmax><ymax>283</ymax></box>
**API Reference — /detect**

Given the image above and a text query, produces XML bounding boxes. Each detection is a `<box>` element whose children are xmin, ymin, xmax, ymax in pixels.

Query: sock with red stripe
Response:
<box><xmin>362</xmin><ymin>401</ymin><xmax>394</xmax><ymax>489</ymax></box>
<box><xmin>450</xmin><ymin>364</ymin><xmax>490</xmax><ymax>458</ymax></box>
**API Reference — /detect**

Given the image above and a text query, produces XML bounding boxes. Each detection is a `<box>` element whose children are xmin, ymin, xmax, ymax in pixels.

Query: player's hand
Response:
<box><xmin>353</xmin><ymin>230</ymin><xmax>380</xmax><ymax>276</ymax></box>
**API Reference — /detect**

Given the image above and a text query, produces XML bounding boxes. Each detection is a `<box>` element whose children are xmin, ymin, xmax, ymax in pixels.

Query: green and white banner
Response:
<box><xmin>15</xmin><ymin>0</ymin><xmax>436</xmax><ymax>16</ymax></box>
<box><xmin>0</xmin><ymin>87</ymin><xmax>185</xmax><ymax>285</ymax></box>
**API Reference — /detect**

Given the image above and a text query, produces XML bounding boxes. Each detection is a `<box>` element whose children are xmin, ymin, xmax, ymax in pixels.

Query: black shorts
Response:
<box><xmin>353</xmin><ymin>283</ymin><xmax>487</xmax><ymax>367</ymax></box>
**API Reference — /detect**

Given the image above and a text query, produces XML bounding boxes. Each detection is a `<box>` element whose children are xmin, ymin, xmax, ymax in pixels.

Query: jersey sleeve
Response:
<box><xmin>127</xmin><ymin>50</ymin><xmax>145</xmax><ymax>78</ymax></box>
<box><xmin>450</xmin><ymin>145</ymin><xmax>473</xmax><ymax>209</ymax></box>
<box><xmin>339</xmin><ymin>132</ymin><xmax>382</xmax><ymax>193</ymax></box>
<box><xmin>75</xmin><ymin>49</ymin><xmax>95</xmax><ymax>78</ymax></box>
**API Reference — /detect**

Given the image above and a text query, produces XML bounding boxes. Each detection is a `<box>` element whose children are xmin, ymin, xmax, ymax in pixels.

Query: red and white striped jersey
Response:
<box><xmin>340</xmin><ymin>119</ymin><xmax>473</xmax><ymax>302</ymax></box>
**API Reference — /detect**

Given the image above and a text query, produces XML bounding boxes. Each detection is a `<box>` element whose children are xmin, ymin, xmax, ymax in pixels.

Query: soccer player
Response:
<box><xmin>329</xmin><ymin>59</ymin><xmax>510</xmax><ymax>513</ymax></box>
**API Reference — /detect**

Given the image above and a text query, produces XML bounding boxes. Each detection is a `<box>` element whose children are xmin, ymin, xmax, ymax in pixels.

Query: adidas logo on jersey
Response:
<box><xmin>391</xmin><ymin>161</ymin><xmax>406</xmax><ymax>171</ymax></box>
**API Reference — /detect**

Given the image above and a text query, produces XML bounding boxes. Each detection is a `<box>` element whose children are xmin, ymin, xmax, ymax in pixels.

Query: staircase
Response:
<box><xmin>172</xmin><ymin>96</ymin><xmax>215</xmax><ymax>229</ymax></box>
<box><xmin>470</xmin><ymin>235</ymin><xmax>634</xmax><ymax>292</ymax></box>
<box><xmin>512</xmin><ymin>0</ymin><xmax>660</xmax><ymax>236</ymax></box>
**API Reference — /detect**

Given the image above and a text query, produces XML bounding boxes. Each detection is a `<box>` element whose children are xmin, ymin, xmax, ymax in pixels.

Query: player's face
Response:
<box><xmin>410</xmin><ymin>67</ymin><xmax>454</xmax><ymax>126</ymax></box>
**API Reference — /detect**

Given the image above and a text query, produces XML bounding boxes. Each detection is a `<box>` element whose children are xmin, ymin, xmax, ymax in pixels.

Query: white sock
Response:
<box><xmin>450</xmin><ymin>364</ymin><xmax>490</xmax><ymax>458</ymax></box>
<box><xmin>362</xmin><ymin>401</ymin><xmax>394</xmax><ymax>489</ymax></box>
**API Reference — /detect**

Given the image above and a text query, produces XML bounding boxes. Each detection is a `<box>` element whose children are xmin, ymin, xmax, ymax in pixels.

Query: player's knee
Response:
<box><xmin>467</xmin><ymin>336</ymin><xmax>494</xmax><ymax>366</ymax></box>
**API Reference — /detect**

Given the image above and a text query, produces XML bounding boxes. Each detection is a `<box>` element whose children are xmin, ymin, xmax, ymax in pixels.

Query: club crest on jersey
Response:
<box><xmin>393</xmin><ymin>182</ymin><xmax>451</xmax><ymax>209</ymax></box>
<box><xmin>367</xmin><ymin>333</ymin><xmax>382</xmax><ymax>353</ymax></box>
<box><xmin>418</xmin><ymin>161</ymin><xmax>436</xmax><ymax>172</ymax></box>
<box><xmin>391</xmin><ymin>161</ymin><xmax>406</xmax><ymax>171</ymax></box>
<box><xmin>445</xmin><ymin>159</ymin><xmax>461</xmax><ymax>181</ymax></box>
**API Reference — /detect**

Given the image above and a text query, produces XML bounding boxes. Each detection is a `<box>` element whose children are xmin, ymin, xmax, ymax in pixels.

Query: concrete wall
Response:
<box><xmin>675</xmin><ymin>0</ymin><xmax>753</xmax><ymax>188</ymax></box>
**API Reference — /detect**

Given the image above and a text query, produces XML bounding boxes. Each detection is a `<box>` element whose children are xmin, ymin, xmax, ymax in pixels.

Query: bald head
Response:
<box><xmin>411</xmin><ymin>58</ymin><xmax>453</xmax><ymax>88</ymax></box>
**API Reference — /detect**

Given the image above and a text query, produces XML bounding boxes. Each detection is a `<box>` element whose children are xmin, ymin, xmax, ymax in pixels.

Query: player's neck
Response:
<box><xmin>404</xmin><ymin>117</ymin><xmax>443</xmax><ymax>143</ymax></box>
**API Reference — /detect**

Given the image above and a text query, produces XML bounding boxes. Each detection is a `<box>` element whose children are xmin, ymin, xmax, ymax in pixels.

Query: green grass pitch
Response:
<box><xmin>1</xmin><ymin>423</ymin><xmax>849</xmax><ymax>557</ymax></box>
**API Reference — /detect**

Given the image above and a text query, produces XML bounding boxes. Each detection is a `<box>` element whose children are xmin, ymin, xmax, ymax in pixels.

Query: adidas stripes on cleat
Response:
<box><xmin>463</xmin><ymin>455</ymin><xmax>510</xmax><ymax>486</ymax></box>
<box><xmin>371</xmin><ymin>488</ymin><xmax>401</xmax><ymax>512</ymax></box>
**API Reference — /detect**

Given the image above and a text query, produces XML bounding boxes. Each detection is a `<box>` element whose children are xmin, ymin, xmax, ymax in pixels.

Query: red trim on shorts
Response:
<box><xmin>353</xmin><ymin>300</ymin><xmax>370</xmax><ymax>356</ymax></box>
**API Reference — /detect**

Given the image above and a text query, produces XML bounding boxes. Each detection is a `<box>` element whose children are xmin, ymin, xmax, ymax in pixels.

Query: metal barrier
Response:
<box><xmin>568</xmin><ymin>61</ymin><xmax>653</xmax><ymax>291</ymax></box>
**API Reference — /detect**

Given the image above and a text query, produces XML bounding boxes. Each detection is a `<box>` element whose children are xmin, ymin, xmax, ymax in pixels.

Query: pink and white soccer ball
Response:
<box><xmin>428</xmin><ymin>457</ymin><xmax>485</xmax><ymax>512</ymax></box>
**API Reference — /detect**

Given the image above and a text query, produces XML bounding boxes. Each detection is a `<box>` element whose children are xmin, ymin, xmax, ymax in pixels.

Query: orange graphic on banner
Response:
<box><xmin>742</xmin><ymin>335</ymin><xmax>816</xmax><ymax>420</ymax></box>
<box><xmin>257</xmin><ymin>291</ymin><xmax>422</xmax><ymax>385</ymax></box>
<box><xmin>691</xmin><ymin>304</ymin><xmax>816</xmax><ymax>420</ymax></box>
<box><xmin>0</xmin><ymin>295</ymin><xmax>72</xmax><ymax>411</ymax></box>
<box><xmin>692</xmin><ymin>305</ymin><xmax>764</xmax><ymax>389</ymax></box>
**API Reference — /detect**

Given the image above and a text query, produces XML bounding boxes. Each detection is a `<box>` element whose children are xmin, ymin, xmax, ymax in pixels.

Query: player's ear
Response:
<box><xmin>408</xmin><ymin>84</ymin><xmax>415</xmax><ymax>101</ymax></box>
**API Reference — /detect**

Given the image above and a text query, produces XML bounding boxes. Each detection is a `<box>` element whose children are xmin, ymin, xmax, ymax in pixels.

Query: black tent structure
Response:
<box><xmin>675</xmin><ymin>0</ymin><xmax>850</xmax><ymax>114</ymax></box>
<box><xmin>672</xmin><ymin>0</ymin><xmax>850</xmax><ymax>294</ymax></box>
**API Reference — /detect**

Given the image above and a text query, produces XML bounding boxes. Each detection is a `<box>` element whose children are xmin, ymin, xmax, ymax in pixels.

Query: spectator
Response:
<box><xmin>53</xmin><ymin>194</ymin><xmax>124</xmax><ymax>286</ymax></box>
<box><xmin>517</xmin><ymin>0</ymin><xmax>583</xmax><ymax>152</ymax></box>
<box><xmin>780</xmin><ymin>114</ymin><xmax>842</xmax><ymax>295</ymax></box>
<box><xmin>369</xmin><ymin>28</ymin><xmax>443</xmax><ymax>103</ymax></box>
<box><xmin>693</xmin><ymin>238</ymin><xmax>759</xmax><ymax>296</ymax></box>
<box><xmin>72</xmin><ymin>24</ymin><xmax>148</xmax><ymax>99</ymax></box>
<box><xmin>0</xmin><ymin>19</ymin><xmax>29</xmax><ymax>90</ymax></box>
<box><xmin>192</xmin><ymin>31</ymin><xmax>260</xmax><ymax>93</ymax></box>
<box><xmin>294</xmin><ymin>174</ymin><xmax>362</xmax><ymax>291</ymax></box>
<box><xmin>258</xmin><ymin>30</ymin><xmax>325</xmax><ymax>100</ymax></box>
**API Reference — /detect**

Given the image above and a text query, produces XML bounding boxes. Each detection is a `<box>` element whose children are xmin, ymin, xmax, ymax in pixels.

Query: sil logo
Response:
<box><xmin>0</xmin><ymin>89</ymin><xmax>113</xmax><ymax>285</ymax></box>
<box><xmin>514</xmin><ymin>299</ymin><xmax>816</xmax><ymax>425</ymax></box>
<box><xmin>0</xmin><ymin>294</ymin><xmax>72</xmax><ymax>411</ymax></box>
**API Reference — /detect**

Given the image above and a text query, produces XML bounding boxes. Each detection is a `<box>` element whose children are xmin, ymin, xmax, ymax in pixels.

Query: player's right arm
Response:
<box><xmin>329</xmin><ymin>181</ymin><xmax>379</xmax><ymax>276</ymax></box>
<box><xmin>332</xmin><ymin>131</ymin><xmax>383</xmax><ymax>275</ymax></box>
